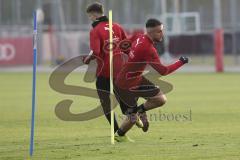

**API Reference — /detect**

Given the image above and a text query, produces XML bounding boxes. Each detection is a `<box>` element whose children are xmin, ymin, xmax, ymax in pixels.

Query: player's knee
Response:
<box><xmin>155</xmin><ymin>95</ymin><xmax>167</xmax><ymax>107</ymax></box>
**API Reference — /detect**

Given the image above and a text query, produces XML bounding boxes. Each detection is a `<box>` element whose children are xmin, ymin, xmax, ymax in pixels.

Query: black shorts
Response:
<box><xmin>96</xmin><ymin>76</ymin><xmax>129</xmax><ymax>115</ymax></box>
<box><xmin>114</xmin><ymin>77</ymin><xmax>160</xmax><ymax>115</ymax></box>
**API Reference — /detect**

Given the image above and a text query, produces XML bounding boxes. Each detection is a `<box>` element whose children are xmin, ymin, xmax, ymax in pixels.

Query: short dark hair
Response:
<box><xmin>146</xmin><ymin>18</ymin><xmax>162</xmax><ymax>28</ymax></box>
<box><xmin>86</xmin><ymin>2</ymin><xmax>104</xmax><ymax>14</ymax></box>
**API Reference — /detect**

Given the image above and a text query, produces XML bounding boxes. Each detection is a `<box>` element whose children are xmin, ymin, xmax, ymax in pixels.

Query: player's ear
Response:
<box><xmin>147</xmin><ymin>29</ymin><xmax>154</xmax><ymax>37</ymax></box>
<box><xmin>147</xmin><ymin>27</ymin><xmax>155</xmax><ymax>34</ymax></box>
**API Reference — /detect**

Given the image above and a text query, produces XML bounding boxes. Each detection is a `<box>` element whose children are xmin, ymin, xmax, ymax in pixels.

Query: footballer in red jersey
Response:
<box><xmin>114</xmin><ymin>19</ymin><xmax>189</xmax><ymax>137</ymax></box>
<box><xmin>83</xmin><ymin>2</ymin><xmax>137</xmax><ymax>138</ymax></box>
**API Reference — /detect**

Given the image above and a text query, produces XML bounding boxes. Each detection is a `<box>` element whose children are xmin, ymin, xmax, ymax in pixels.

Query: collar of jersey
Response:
<box><xmin>144</xmin><ymin>34</ymin><xmax>154</xmax><ymax>44</ymax></box>
<box><xmin>92</xmin><ymin>16</ymin><xmax>109</xmax><ymax>28</ymax></box>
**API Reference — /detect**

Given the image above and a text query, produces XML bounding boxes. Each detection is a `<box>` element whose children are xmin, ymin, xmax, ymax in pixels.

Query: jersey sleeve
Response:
<box><xmin>116</xmin><ymin>24</ymin><xmax>131</xmax><ymax>55</ymax></box>
<box><xmin>148</xmin><ymin>49</ymin><xmax>184</xmax><ymax>75</ymax></box>
<box><xmin>120</xmin><ymin>27</ymin><xmax>127</xmax><ymax>40</ymax></box>
<box><xmin>90</xmin><ymin>29</ymin><xmax>101</xmax><ymax>57</ymax></box>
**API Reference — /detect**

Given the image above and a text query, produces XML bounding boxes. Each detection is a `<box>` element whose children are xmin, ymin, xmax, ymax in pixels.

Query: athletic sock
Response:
<box><xmin>137</xmin><ymin>104</ymin><xmax>146</xmax><ymax>113</ymax></box>
<box><xmin>116</xmin><ymin>128</ymin><xmax>126</xmax><ymax>136</ymax></box>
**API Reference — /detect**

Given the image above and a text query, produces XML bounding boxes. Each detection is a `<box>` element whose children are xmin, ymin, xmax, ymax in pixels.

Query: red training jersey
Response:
<box><xmin>115</xmin><ymin>34</ymin><xmax>184</xmax><ymax>90</ymax></box>
<box><xmin>89</xmin><ymin>16</ymin><xmax>127</xmax><ymax>78</ymax></box>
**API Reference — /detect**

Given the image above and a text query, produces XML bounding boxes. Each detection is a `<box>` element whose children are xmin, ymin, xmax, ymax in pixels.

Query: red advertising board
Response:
<box><xmin>0</xmin><ymin>37</ymin><xmax>33</xmax><ymax>66</ymax></box>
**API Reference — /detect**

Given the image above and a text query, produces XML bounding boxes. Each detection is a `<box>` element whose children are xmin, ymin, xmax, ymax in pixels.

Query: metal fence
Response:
<box><xmin>0</xmin><ymin>0</ymin><xmax>240</xmax><ymax>66</ymax></box>
<box><xmin>1</xmin><ymin>0</ymin><xmax>240</xmax><ymax>31</ymax></box>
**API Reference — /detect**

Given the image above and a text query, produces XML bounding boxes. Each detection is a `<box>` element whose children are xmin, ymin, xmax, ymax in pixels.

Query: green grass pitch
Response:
<box><xmin>0</xmin><ymin>72</ymin><xmax>240</xmax><ymax>160</ymax></box>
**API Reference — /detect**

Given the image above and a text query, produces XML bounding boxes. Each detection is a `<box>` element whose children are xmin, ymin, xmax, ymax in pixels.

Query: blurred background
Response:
<box><xmin>0</xmin><ymin>0</ymin><xmax>240</xmax><ymax>72</ymax></box>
